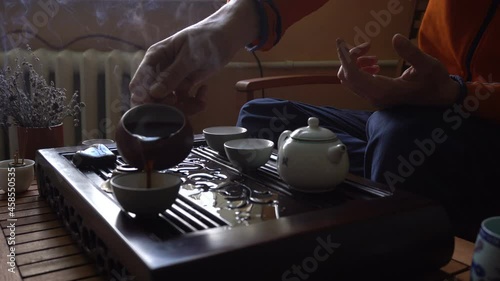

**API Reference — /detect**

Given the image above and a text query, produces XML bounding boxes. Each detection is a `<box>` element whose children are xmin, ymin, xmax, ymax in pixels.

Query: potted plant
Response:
<box><xmin>0</xmin><ymin>46</ymin><xmax>85</xmax><ymax>161</ymax></box>
<box><xmin>0</xmin><ymin>152</ymin><xmax>35</xmax><ymax>193</ymax></box>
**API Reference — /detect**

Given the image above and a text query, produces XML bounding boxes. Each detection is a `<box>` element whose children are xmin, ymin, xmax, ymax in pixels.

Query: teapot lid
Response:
<box><xmin>290</xmin><ymin>117</ymin><xmax>337</xmax><ymax>141</ymax></box>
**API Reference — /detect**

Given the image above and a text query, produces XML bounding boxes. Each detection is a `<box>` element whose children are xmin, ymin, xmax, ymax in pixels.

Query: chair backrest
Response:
<box><xmin>396</xmin><ymin>0</ymin><xmax>429</xmax><ymax>75</ymax></box>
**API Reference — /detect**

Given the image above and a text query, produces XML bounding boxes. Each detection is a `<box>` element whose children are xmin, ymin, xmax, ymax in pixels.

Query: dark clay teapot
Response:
<box><xmin>115</xmin><ymin>104</ymin><xmax>194</xmax><ymax>171</ymax></box>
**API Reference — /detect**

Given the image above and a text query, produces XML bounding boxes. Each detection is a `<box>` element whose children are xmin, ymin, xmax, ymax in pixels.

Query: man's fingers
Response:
<box><xmin>349</xmin><ymin>41</ymin><xmax>371</xmax><ymax>58</ymax></box>
<box><xmin>338</xmin><ymin>65</ymin><xmax>378</xmax><ymax>80</ymax></box>
<box><xmin>392</xmin><ymin>33</ymin><xmax>430</xmax><ymax>70</ymax></box>
<box><xmin>337</xmin><ymin>38</ymin><xmax>377</xmax><ymax>85</ymax></box>
<box><xmin>177</xmin><ymin>85</ymin><xmax>208</xmax><ymax>116</ymax></box>
<box><xmin>174</xmin><ymin>70</ymin><xmax>211</xmax><ymax>100</ymax></box>
<box><xmin>130</xmin><ymin>93</ymin><xmax>144</xmax><ymax>107</ymax></box>
<box><xmin>130</xmin><ymin>42</ymin><xmax>180</xmax><ymax>103</ymax></box>
<box><xmin>357</xmin><ymin>56</ymin><xmax>378</xmax><ymax>68</ymax></box>
<box><xmin>361</xmin><ymin>65</ymin><xmax>380</xmax><ymax>75</ymax></box>
<box><xmin>337</xmin><ymin>66</ymin><xmax>345</xmax><ymax>81</ymax></box>
<box><xmin>149</xmin><ymin>58</ymin><xmax>189</xmax><ymax>100</ymax></box>
<box><xmin>129</xmin><ymin>63</ymin><xmax>159</xmax><ymax>104</ymax></box>
<box><xmin>337</xmin><ymin>38</ymin><xmax>357</xmax><ymax>71</ymax></box>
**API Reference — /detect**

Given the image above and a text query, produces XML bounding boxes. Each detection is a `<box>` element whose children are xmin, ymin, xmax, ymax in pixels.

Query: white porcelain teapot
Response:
<box><xmin>277</xmin><ymin>117</ymin><xmax>349</xmax><ymax>192</ymax></box>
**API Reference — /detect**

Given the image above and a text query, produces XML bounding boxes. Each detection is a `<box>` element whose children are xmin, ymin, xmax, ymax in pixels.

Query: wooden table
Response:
<box><xmin>1</xmin><ymin>181</ymin><xmax>474</xmax><ymax>281</ymax></box>
<box><xmin>0</xmin><ymin>181</ymin><xmax>105</xmax><ymax>281</ymax></box>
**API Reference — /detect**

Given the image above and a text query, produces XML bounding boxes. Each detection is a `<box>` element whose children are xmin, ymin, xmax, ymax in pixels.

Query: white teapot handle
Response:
<box><xmin>327</xmin><ymin>144</ymin><xmax>346</xmax><ymax>164</ymax></box>
<box><xmin>278</xmin><ymin>130</ymin><xmax>292</xmax><ymax>150</ymax></box>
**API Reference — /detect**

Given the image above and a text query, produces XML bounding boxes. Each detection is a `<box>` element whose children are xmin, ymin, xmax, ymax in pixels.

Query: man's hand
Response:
<box><xmin>336</xmin><ymin>34</ymin><xmax>460</xmax><ymax>108</ymax></box>
<box><xmin>129</xmin><ymin>0</ymin><xmax>259</xmax><ymax>116</ymax></box>
<box><xmin>129</xmin><ymin>25</ymin><xmax>219</xmax><ymax>115</ymax></box>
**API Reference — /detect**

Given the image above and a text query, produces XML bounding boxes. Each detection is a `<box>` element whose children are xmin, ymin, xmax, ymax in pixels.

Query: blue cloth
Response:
<box><xmin>236</xmin><ymin>98</ymin><xmax>500</xmax><ymax>240</ymax></box>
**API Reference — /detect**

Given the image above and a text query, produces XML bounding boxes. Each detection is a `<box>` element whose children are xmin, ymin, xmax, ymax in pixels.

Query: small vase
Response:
<box><xmin>0</xmin><ymin>159</ymin><xmax>35</xmax><ymax>193</ymax></box>
<box><xmin>17</xmin><ymin>123</ymin><xmax>64</xmax><ymax>160</ymax></box>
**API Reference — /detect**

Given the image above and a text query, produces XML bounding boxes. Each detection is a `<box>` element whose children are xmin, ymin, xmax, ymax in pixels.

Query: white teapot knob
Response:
<box><xmin>308</xmin><ymin>117</ymin><xmax>320</xmax><ymax>128</ymax></box>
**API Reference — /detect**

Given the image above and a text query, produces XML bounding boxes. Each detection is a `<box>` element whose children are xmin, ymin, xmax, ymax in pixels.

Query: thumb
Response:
<box><xmin>392</xmin><ymin>33</ymin><xmax>430</xmax><ymax>70</ymax></box>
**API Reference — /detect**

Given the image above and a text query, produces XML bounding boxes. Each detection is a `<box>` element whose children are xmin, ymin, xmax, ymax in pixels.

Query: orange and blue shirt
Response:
<box><xmin>238</xmin><ymin>0</ymin><xmax>500</xmax><ymax>123</ymax></box>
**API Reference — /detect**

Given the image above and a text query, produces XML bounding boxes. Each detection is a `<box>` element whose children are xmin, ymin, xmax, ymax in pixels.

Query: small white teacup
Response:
<box><xmin>471</xmin><ymin>216</ymin><xmax>500</xmax><ymax>281</ymax></box>
<box><xmin>110</xmin><ymin>172</ymin><xmax>182</xmax><ymax>217</ymax></box>
<box><xmin>0</xmin><ymin>159</ymin><xmax>35</xmax><ymax>193</ymax></box>
<box><xmin>224</xmin><ymin>138</ymin><xmax>274</xmax><ymax>172</ymax></box>
<box><xmin>81</xmin><ymin>138</ymin><xmax>115</xmax><ymax>146</ymax></box>
<box><xmin>203</xmin><ymin>126</ymin><xmax>248</xmax><ymax>156</ymax></box>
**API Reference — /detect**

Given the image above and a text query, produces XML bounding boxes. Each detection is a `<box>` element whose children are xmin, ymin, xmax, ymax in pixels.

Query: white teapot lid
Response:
<box><xmin>290</xmin><ymin>117</ymin><xmax>337</xmax><ymax>141</ymax></box>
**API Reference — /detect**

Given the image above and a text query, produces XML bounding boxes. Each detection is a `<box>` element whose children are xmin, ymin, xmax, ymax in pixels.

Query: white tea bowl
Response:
<box><xmin>224</xmin><ymin>138</ymin><xmax>274</xmax><ymax>171</ymax></box>
<box><xmin>471</xmin><ymin>216</ymin><xmax>500</xmax><ymax>281</ymax></box>
<box><xmin>0</xmin><ymin>159</ymin><xmax>35</xmax><ymax>193</ymax></box>
<box><xmin>110</xmin><ymin>172</ymin><xmax>181</xmax><ymax>217</ymax></box>
<box><xmin>203</xmin><ymin>126</ymin><xmax>248</xmax><ymax>155</ymax></box>
<box><xmin>81</xmin><ymin>138</ymin><xmax>115</xmax><ymax>146</ymax></box>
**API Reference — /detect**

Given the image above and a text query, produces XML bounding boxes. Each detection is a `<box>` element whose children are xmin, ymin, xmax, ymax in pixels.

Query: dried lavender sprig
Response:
<box><xmin>0</xmin><ymin>47</ymin><xmax>85</xmax><ymax>128</ymax></box>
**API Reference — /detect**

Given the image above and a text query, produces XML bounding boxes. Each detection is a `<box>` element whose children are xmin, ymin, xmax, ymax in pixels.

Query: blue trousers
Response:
<box><xmin>236</xmin><ymin>98</ymin><xmax>500</xmax><ymax>240</ymax></box>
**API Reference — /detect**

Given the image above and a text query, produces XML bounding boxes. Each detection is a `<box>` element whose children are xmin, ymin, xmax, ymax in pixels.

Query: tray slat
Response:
<box><xmin>22</xmin><ymin>264</ymin><xmax>102</xmax><ymax>281</ymax></box>
<box><xmin>15</xmin><ymin>227</ymin><xmax>70</xmax><ymax>244</ymax></box>
<box><xmin>19</xmin><ymin>254</ymin><xmax>91</xmax><ymax>278</ymax></box>
<box><xmin>0</xmin><ymin>213</ymin><xmax>58</xmax><ymax>228</ymax></box>
<box><xmin>15</xmin><ymin>235</ymin><xmax>74</xmax><ymax>255</ymax></box>
<box><xmin>16</xmin><ymin>244</ymin><xmax>81</xmax><ymax>266</ymax></box>
<box><xmin>3</xmin><ymin>220</ymin><xmax>61</xmax><ymax>236</ymax></box>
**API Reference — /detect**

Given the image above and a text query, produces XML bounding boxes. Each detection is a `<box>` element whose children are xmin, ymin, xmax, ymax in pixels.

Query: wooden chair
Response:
<box><xmin>236</xmin><ymin>0</ymin><xmax>428</xmax><ymax>102</ymax></box>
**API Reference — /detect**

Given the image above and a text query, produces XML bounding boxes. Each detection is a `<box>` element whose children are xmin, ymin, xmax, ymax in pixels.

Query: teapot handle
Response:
<box><xmin>278</xmin><ymin>130</ymin><xmax>292</xmax><ymax>150</ymax></box>
<box><xmin>327</xmin><ymin>144</ymin><xmax>347</xmax><ymax>164</ymax></box>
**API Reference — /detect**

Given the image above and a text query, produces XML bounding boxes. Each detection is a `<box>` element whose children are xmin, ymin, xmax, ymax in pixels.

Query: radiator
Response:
<box><xmin>0</xmin><ymin>48</ymin><xmax>145</xmax><ymax>160</ymax></box>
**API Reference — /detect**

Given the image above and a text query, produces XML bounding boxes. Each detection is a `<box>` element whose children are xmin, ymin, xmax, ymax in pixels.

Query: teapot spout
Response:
<box><xmin>327</xmin><ymin>144</ymin><xmax>347</xmax><ymax>164</ymax></box>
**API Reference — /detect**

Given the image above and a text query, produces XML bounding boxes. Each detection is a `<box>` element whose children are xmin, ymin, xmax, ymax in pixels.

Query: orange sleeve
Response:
<box><xmin>228</xmin><ymin>0</ymin><xmax>330</xmax><ymax>51</ymax></box>
<box><xmin>465</xmin><ymin>81</ymin><xmax>500</xmax><ymax>124</ymax></box>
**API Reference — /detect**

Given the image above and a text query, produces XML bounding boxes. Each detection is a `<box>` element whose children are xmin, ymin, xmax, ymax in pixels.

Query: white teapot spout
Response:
<box><xmin>327</xmin><ymin>144</ymin><xmax>347</xmax><ymax>164</ymax></box>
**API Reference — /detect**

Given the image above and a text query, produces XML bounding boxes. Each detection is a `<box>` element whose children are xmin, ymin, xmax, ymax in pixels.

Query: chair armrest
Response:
<box><xmin>236</xmin><ymin>74</ymin><xmax>341</xmax><ymax>101</ymax></box>
<box><xmin>236</xmin><ymin>74</ymin><xmax>341</xmax><ymax>92</ymax></box>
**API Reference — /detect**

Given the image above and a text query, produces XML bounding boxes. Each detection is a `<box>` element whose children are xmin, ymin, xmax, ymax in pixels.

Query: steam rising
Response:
<box><xmin>2</xmin><ymin>0</ymin><xmax>223</xmax><ymax>52</ymax></box>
